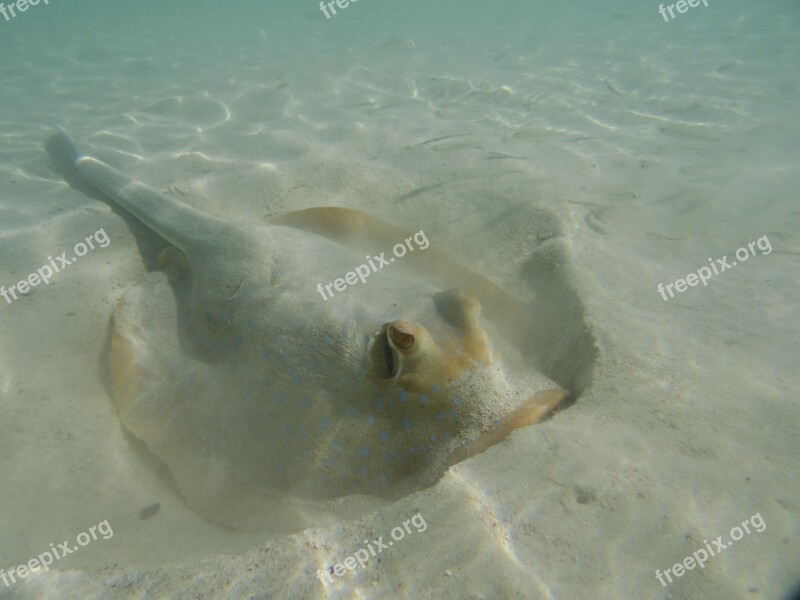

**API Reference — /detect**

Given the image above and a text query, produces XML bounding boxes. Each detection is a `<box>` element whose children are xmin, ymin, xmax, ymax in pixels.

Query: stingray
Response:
<box><xmin>48</xmin><ymin>128</ymin><xmax>568</xmax><ymax>531</ymax></box>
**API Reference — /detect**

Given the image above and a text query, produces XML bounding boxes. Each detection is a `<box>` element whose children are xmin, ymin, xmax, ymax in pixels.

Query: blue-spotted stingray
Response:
<box><xmin>49</xmin><ymin>128</ymin><xmax>568</xmax><ymax>531</ymax></box>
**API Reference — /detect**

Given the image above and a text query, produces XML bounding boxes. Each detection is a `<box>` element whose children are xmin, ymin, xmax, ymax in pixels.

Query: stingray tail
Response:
<box><xmin>52</xmin><ymin>125</ymin><xmax>86</xmax><ymax>162</ymax></box>
<box><xmin>46</xmin><ymin>127</ymin><xmax>229</xmax><ymax>254</ymax></box>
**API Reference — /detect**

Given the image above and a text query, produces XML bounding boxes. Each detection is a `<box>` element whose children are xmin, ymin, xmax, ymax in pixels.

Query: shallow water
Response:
<box><xmin>0</xmin><ymin>0</ymin><xmax>798</xmax><ymax>598</ymax></box>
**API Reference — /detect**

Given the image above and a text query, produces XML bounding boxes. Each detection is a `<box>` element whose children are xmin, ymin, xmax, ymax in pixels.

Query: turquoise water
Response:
<box><xmin>0</xmin><ymin>1</ymin><xmax>798</xmax><ymax>598</ymax></box>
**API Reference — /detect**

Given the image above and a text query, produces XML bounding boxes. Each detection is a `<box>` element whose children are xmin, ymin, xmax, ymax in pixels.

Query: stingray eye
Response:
<box><xmin>389</xmin><ymin>324</ymin><xmax>415</xmax><ymax>351</ymax></box>
<box><xmin>433</xmin><ymin>288</ymin><xmax>481</xmax><ymax>327</ymax></box>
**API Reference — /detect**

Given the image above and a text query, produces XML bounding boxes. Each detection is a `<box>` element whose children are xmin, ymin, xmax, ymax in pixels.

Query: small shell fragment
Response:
<box><xmin>139</xmin><ymin>502</ymin><xmax>161</xmax><ymax>520</ymax></box>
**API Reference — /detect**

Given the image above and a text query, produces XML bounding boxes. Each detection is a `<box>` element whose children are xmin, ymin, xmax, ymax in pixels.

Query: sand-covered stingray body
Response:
<box><xmin>50</xmin><ymin>128</ymin><xmax>567</xmax><ymax>531</ymax></box>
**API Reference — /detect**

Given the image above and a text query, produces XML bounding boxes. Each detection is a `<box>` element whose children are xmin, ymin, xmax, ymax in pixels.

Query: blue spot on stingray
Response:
<box><xmin>398</xmin><ymin>390</ymin><xmax>409</xmax><ymax>403</ymax></box>
<box><xmin>345</xmin><ymin>405</ymin><xmax>357</xmax><ymax>417</ymax></box>
<box><xmin>437</xmin><ymin>412</ymin><xmax>446</xmax><ymax>422</ymax></box>
<box><xmin>295</xmin><ymin>426</ymin><xmax>307</xmax><ymax>438</ymax></box>
<box><xmin>402</xmin><ymin>418</ymin><xmax>412</xmax><ymax>431</ymax></box>
<box><xmin>330</xmin><ymin>440</ymin><xmax>344</xmax><ymax>453</ymax></box>
<box><xmin>432</xmin><ymin>385</ymin><xmax>441</xmax><ymax>394</ymax></box>
<box><xmin>419</xmin><ymin>394</ymin><xmax>429</xmax><ymax>405</ymax></box>
<box><xmin>358</xmin><ymin>446</ymin><xmax>370</xmax><ymax>459</ymax></box>
<box><xmin>443</xmin><ymin>431</ymin><xmax>453</xmax><ymax>440</ymax></box>
<box><xmin>204</xmin><ymin>313</ymin><xmax>213</xmax><ymax>324</ymax></box>
<box><xmin>365</xmin><ymin>415</ymin><xmax>376</xmax><ymax>428</ymax></box>
<box><xmin>379</xmin><ymin>473</ymin><xmax>389</xmax><ymax>486</ymax></box>
<box><xmin>379</xmin><ymin>430</ymin><xmax>389</xmax><ymax>443</ymax></box>
<box><xmin>222</xmin><ymin>314</ymin><xmax>233</xmax><ymax>326</ymax></box>
<box><xmin>358</xmin><ymin>465</ymin><xmax>368</xmax><ymax>477</ymax></box>
<box><xmin>393</xmin><ymin>450</ymin><xmax>405</xmax><ymax>462</ymax></box>
<box><xmin>383</xmin><ymin>453</ymin><xmax>391</xmax><ymax>464</ymax></box>
<box><xmin>449</xmin><ymin>408</ymin><xmax>458</xmax><ymax>418</ymax></box>
<box><xmin>319</xmin><ymin>417</ymin><xmax>332</xmax><ymax>431</ymax></box>
<box><xmin>374</xmin><ymin>395</ymin><xmax>384</xmax><ymax>412</ymax></box>
<box><xmin>429</xmin><ymin>434</ymin><xmax>438</xmax><ymax>444</ymax></box>
<box><xmin>299</xmin><ymin>397</ymin><xmax>311</xmax><ymax>409</ymax></box>
<box><xmin>453</xmin><ymin>396</ymin><xmax>462</xmax><ymax>405</ymax></box>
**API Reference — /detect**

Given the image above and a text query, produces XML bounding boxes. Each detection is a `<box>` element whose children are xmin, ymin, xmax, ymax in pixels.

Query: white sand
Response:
<box><xmin>0</xmin><ymin>0</ymin><xmax>797</xmax><ymax>598</ymax></box>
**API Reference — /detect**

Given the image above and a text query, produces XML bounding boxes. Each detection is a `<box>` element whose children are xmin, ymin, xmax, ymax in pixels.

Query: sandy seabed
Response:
<box><xmin>0</xmin><ymin>1</ymin><xmax>798</xmax><ymax>598</ymax></box>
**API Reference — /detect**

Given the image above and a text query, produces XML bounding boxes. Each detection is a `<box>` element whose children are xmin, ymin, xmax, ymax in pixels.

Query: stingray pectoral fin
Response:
<box><xmin>265</xmin><ymin>206</ymin><xmax>403</xmax><ymax>247</ymax></box>
<box><xmin>156</xmin><ymin>246</ymin><xmax>188</xmax><ymax>270</ymax></box>
<box><xmin>109</xmin><ymin>272</ymin><xmax>186</xmax><ymax>443</ymax></box>
<box><xmin>446</xmin><ymin>387</ymin><xmax>568</xmax><ymax>466</ymax></box>
<box><xmin>108</xmin><ymin>269</ymin><xmax>209</xmax><ymax>453</ymax></box>
<box><xmin>109</xmin><ymin>272</ymin><xmax>240</xmax><ymax>523</ymax></box>
<box><xmin>109</xmin><ymin>301</ymin><xmax>146</xmax><ymax>428</ymax></box>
